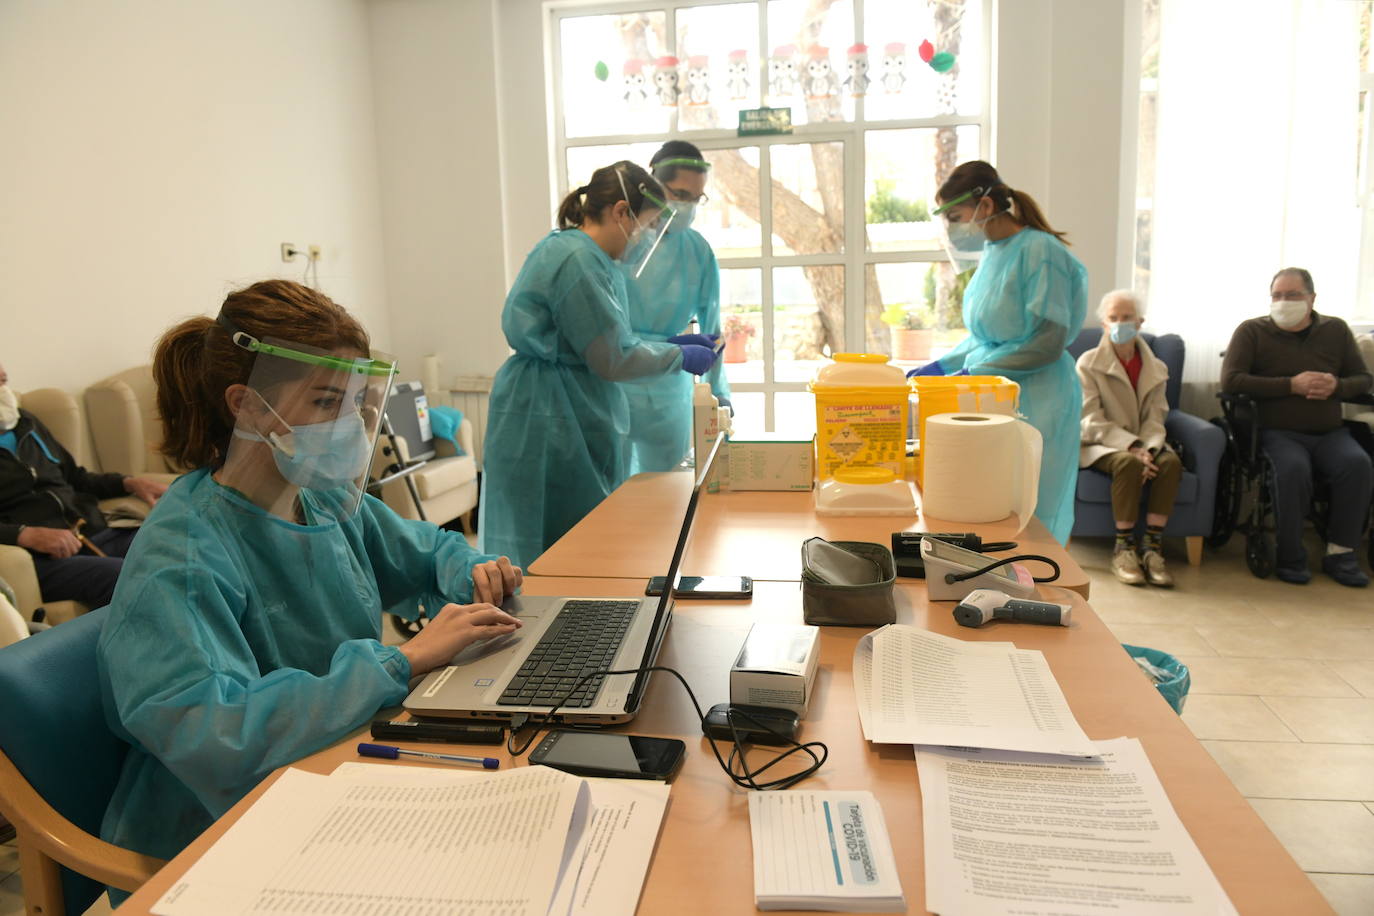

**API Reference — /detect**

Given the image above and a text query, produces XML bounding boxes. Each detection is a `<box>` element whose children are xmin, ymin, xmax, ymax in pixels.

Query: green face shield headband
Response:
<box><xmin>652</xmin><ymin>157</ymin><xmax>712</xmax><ymax>176</ymax></box>
<box><xmin>931</xmin><ymin>186</ymin><xmax>986</xmax><ymax>217</ymax></box>
<box><xmin>218</xmin><ymin>314</ymin><xmax>395</xmax><ymax>377</ymax></box>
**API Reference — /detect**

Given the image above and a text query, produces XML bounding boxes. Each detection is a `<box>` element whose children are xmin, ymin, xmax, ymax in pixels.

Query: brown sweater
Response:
<box><xmin>1220</xmin><ymin>312</ymin><xmax>1372</xmax><ymax>433</ymax></box>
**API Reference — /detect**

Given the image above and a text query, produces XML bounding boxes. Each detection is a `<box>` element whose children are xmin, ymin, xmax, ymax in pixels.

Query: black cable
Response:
<box><xmin>946</xmin><ymin>553</ymin><xmax>1061</xmax><ymax>584</ymax></box>
<box><xmin>505</xmin><ymin>665</ymin><xmax>828</xmax><ymax>791</ymax></box>
<box><xmin>979</xmin><ymin>540</ymin><xmax>1019</xmax><ymax>553</ymax></box>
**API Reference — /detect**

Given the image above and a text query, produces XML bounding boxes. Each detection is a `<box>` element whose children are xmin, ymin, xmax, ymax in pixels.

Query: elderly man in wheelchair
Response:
<box><xmin>1218</xmin><ymin>268</ymin><xmax>1373</xmax><ymax>587</ymax></box>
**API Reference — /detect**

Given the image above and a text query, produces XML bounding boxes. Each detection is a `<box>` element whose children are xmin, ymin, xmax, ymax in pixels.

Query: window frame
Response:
<box><xmin>549</xmin><ymin>0</ymin><xmax>993</xmax><ymax>429</ymax></box>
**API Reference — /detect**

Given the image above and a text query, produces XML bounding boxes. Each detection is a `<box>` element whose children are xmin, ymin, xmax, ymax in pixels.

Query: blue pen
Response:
<box><xmin>357</xmin><ymin>742</ymin><xmax>500</xmax><ymax>769</ymax></box>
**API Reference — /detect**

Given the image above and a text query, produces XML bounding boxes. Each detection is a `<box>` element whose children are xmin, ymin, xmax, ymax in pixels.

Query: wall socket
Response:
<box><xmin>280</xmin><ymin>242</ymin><xmax>299</xmax><ymax>262</ymax></box>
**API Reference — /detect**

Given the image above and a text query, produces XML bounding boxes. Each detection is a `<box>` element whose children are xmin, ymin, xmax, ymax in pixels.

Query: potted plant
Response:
<box><xmin>721</xmin><ymin>313</ymin><xmax>756</xmax><ymax>363</ymax></box>
<box><xmin>880</xmin><ymin>303</ymin><xmax>934</xmax><ymax>361</ymax></box>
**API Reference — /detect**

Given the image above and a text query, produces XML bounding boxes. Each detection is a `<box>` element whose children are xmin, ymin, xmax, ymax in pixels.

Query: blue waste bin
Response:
<box><xmin>1122</xmin><ymin>644</ymin><xmax>1190</xmax><ymax>714</ymax></box>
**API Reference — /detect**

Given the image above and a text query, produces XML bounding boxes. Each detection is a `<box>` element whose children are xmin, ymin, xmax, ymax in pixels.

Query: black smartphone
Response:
<box><xmin>644</xmin><ymin>575</ymin><xmax>753</xmax><ymax>599</ymax></box>
<box><xmin>528</xmin><ymin>729</ymin><xmax>686</xmax><ymax>781</ymax></box>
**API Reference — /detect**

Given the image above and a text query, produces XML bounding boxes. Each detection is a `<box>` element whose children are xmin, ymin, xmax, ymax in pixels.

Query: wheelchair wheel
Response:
<box><xmin>1207</xmin><ymin>448</ymin><xmax>1242</xmax><ymax>549</ymax></box>
<box><xmin>1245</xmin><ymin>531</ymin><xmax>1274</xmax><ymax>578</ymax></box>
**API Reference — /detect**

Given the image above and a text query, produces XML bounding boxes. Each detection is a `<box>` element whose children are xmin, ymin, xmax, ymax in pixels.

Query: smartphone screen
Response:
<box><xmin>644</xmin><ymin>575</ymin><xmax>753</xmax><ymax>598</ymax></box>
<box><xmin>530</xmin><ymin>730</ymin><xmax>685</xmax><ymax>780</ymax></box>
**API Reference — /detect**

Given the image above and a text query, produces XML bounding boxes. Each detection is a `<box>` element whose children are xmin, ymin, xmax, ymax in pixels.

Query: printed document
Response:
<box><xmin>749</xmin><ymin>790</ymin><xmax>905</xmax><ymax>912</ymax></box>
<box><xmin>917</xmin><ymin>738</ymin><xmax>1237</xmax><ymax>915</ymax></box>
<box><xmin>860</xmin><ymin>625</ymin><xmax>1096</xmax><ymax>757</ymax></box>
<box><xmin>152</xmin><ymin>763</ymin><xmax>666</xmax><ymax>916</ymax></box>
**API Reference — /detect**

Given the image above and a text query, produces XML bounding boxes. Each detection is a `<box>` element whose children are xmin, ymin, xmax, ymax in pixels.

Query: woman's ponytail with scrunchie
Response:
<box><xmin>557</xmin><ymin>185</ymin><xmax>590</xmax><ymax>229</ymax></box>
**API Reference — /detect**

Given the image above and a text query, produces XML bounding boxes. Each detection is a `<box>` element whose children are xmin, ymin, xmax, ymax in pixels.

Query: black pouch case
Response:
<box><xmin>799</xmin><ymin>537</ymin><xmax>897</xmax><ymax>626</ymax></box>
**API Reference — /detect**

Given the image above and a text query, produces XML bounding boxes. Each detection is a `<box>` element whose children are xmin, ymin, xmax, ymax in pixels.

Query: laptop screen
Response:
<box><xmin>383</xmin><ymin>381</ymin><xmax>436</xmax><ymax>463</ymax></box>
<box><xmin>624</xmin><ymin>430</ymin><xmax>726</xmax><ymax>712</ymax></box>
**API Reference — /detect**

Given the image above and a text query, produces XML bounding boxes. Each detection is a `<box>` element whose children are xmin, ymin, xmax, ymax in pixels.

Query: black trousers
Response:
<box><xmin>29</xmin><ymin>527</ymin><xmax>138</xmax><ymax>611</ymax></box>
<box><xmin>1260</xmin><ymin>427</ymin><xmax>1373</xmax><ymax>566</ymax></box>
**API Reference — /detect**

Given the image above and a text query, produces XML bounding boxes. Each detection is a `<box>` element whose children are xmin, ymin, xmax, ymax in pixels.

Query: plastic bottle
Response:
<box><xmin>693</xmin><ymin>382</ymin><xmax>731</xmax><ymax>492</ymax></box>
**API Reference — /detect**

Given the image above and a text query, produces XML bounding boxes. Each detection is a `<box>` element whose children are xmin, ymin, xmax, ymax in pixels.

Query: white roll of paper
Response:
<box><xmin>921</xmin><ymin>413</ymin><xmax>1043</xmax><ymax>533</ymax></box>
<box><xmin>421</xmin><ymin>354</ymin><xmax>442</xmax><ymax>399</ymax></box>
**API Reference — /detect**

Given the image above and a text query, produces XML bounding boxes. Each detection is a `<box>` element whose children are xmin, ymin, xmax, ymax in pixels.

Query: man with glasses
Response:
<box><xmin>622</xmin><ymin>141</ymin><xmax>732</xmax><ymax>474</ymax></box>
<box><xmin>1220</xmin><ymin>268</ymin><xmax>1373</xmax><ymax>586</ymax></box>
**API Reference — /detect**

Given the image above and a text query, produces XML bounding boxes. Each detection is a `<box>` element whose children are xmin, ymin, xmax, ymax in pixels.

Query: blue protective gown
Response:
<box><xmin>936</xmin><ymin>228</ymin><xmax>1088</xmax><ymax>543</ymax></box>
<box><xmin>479</xmin><ymin>230</ymin><xmax>682</xmax><ymax>569</ymax></box>
<box><xmin>98</xmin><ymin>469</ymin><xmax>496</xmax><ymax>866</ymax></box>
<box><xmin>623</xmin><ymin>227</ymin><xmax>731</xmax><ymax>474</ymax></box>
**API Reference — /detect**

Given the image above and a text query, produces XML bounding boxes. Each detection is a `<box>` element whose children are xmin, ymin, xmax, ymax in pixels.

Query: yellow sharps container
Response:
<box><xmin>911</xmin><ymin>375</ymin><xmax>1020</xmax><ymax>485</ymax></box>
<box><xmin>809</xmin><ymin>353</ymin><xmax>910</xmax><ymax>485</ymax></box>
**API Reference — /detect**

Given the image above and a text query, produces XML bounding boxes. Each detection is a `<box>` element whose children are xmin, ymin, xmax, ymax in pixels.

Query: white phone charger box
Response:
<box><xmin>729</xmin><ymin>623</ymin><xmax>820</xmax><ymax>717</ymax></box>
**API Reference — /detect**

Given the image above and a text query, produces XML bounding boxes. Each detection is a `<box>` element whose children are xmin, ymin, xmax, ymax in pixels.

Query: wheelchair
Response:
<box><xmin>1209</xmin><ymin>391</ymin><xmax>1374</xmax><ymax>577</ymax></box>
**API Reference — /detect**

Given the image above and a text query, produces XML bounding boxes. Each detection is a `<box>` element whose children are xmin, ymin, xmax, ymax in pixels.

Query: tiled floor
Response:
<box><xmin>1074</xmin><ymin>534</ymin><xmax>1374</xmax><ymax>916</ymax></box>
<box><xmin>3</xmin><ymin>533</ymin><xmax>1371</xmax><ymax>914</ymax></box>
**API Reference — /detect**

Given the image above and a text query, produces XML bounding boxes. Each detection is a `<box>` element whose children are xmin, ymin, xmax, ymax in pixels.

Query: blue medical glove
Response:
<box><xmin>668</xmin><ymin>333</ymin><xmax>720</xmax><ymax>349</ymax></box>
<box><xmin>678</xmin><ymin>344</ymin><xmax>719</xmax><ymax>375</ymax></box>
<box><xmin>907</xmin><ymin>360</ymin><xmax>946</xmax><ymax>378</ymax></box>
<box><xmin>718</xmin><ymin>396</ymin><xmax>734</xmax><ymax>417</ymax></box>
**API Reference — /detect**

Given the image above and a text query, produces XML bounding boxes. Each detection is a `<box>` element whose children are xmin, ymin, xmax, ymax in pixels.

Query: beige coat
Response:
<box><xmin>1077</xmin><ymin>332</ymin><xmax>1170</xmax><ymax>467</ymax></box>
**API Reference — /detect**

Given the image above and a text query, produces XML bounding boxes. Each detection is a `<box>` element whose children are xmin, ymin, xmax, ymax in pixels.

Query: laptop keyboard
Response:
<box><xmin>497</xmin><ymin>599</ymin><xmax>640</xmax><ymax>708</ymax></box>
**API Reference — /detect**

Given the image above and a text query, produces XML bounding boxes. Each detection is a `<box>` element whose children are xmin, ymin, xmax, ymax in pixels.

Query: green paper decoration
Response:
<box><xmin>929</xmin><ymin>52</ymin><xmax>955</xmax><ymax>73</ymax></box>
<box><xmin>594</xmin><ymin>60</ymin><xmax>609</xmax><ymax>82</ymax></box>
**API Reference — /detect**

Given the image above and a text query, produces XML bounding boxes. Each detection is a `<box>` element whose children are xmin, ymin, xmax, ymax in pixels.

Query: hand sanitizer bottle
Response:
<box><xmin>693</xmin><ymin>382</ymin><xmax>731</xmax><ymax>492</ymax></box>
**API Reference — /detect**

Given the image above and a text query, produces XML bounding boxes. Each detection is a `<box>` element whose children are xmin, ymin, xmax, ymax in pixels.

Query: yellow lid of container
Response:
<box><xmin>833</xmin><ymin>466</ymin><xmax>898</xmax><ymax>485</ymax></box>
<box><xmin>810</xmin><ymin>353</ymin><xmax>908</xmax><ymax>390</ymax></box>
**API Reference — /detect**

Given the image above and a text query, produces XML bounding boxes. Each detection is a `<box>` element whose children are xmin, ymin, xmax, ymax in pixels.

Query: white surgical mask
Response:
<box><xmin>0</xmin><ymin>385</ymin><xmax>19</xmax><ymax>432</ymax></box>
<box><xmin>1269</xmin><ymin>299</ymin><xmax>1308</xmax><ymax>330</ymax></box>
<box><xmin>1108</xmin><ymin>321</ymin><xmax>1139</xmax><ymax>345</ymax></box>
<box><xmin>665</xmin><ymin>200</ymin><xmax>696</xmax><ymax>232</ymax></box>
<box><xmin>946</xmin><ymin>220</ymin><xmax>985</xmax><ymax>253</ymax></box>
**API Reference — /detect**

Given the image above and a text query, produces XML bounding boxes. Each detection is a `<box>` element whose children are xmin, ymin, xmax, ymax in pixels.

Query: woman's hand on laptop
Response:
<box><xmin>472</xmin><ymin>557</ymin><xmax>523</xmax><ymax>605</ymax></box>
<box><xmin>398</xmin><ymin>603</ymin><xmax>522</xmax><ymax>675</ymax></box>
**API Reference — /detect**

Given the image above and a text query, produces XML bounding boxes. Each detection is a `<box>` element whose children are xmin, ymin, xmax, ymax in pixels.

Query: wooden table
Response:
<box><xmin>529</xmin><ymin>471</ymin><xmax>1091</xmax><ymax>598</ymax></box>
<box><xmin>118</xmin><ymin>578</ymin><xmax>1327</xmax><ymax>915</ymax></box>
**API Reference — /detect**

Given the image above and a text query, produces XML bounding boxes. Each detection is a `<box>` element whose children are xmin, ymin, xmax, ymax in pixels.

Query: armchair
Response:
<box><xmin>1067</xmin><ymin>330</ymin><xmax>1226</xmax><ymax>565</ymax></box>
<box><xmin>372</xmin><ymin>383</ymin><xmax>478</xmax><ymax>532</ymax></box>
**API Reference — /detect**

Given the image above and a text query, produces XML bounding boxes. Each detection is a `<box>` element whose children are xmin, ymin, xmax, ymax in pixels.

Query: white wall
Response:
<box><xmin>997</xmin><ymin>0</ymin><xmax>1134</xmax><ymax>317</ymax></box>
<box><xmin>0</xmin><ymin>0</ymin><xmax>391</xmax><ymax>396</ymax></box>
<box><xmin>367</xmin><ymin>0</ymin><xmax>512</xmax><ymax>385</ymax></box>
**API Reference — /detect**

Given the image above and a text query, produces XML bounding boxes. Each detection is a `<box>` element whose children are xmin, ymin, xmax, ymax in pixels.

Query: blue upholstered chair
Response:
<box><xmin>0</xmin><ymin>608</ymin><xmax>164</xmax><ymax>914</ymax></box>
<box><xmin>1067</xmin><ymin>329</ymin><xmax>1226</xmax><ymax>565</ymax></box>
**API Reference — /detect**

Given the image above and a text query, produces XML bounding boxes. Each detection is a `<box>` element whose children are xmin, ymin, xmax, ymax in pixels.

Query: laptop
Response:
<box><xmin>383</xmin><ymin>381</ymin><xmax>436</xmax><ymax>463</ymax></box>
<box><xmin>404</xmin><ymin>432</ymin><xmax>726</xmax><ymax>726</ymax></box>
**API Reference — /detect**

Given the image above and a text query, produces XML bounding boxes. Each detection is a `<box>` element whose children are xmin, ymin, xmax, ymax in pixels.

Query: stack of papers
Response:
<box><xmin>853</xmin><ymin>624</ymin><xmax>1097</xmax><ymax>758</ymax></box>
<box><xmin>152</xmin><ymin>762</ymin><xmax>669</xmax><ymax>916</ymax></box>
<box><xmin>918</xmin><ymin>738</ymin><xmax>1237</xmax><ymax>915</ymax></box>
<box><xmin>749</xmin><ymin>790</ymin><xmax>905</xmax><ymax>913</ymax></box>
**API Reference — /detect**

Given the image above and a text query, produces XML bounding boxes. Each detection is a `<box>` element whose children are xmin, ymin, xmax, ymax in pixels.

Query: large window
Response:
<box><xmin>552</xmin><ymin>0</ymin><xmax>991</xmax><ymax>433</ymax></box>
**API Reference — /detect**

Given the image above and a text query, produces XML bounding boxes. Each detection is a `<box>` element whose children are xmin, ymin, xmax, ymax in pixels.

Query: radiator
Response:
<box><xmin>450</xmin><ymin>375</ymin><xmax>494</xmax><ymax>469</ymax></box>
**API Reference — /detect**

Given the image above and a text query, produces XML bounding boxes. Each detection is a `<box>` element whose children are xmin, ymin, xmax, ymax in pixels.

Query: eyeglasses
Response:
<box><xmin>668</xmin><ymin>188</ymin><xmax>709</xmax><ymax>205</ymax></box>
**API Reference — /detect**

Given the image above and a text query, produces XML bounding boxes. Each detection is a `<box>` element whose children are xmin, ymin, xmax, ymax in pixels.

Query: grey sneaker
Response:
<box><xmin>1111</xmin><ymin>548</ymin><xmax>1146</xmax><ymax>586</ymax></box>
<box><xmin>1141</xmin><ymin>549</ymin><xmax>1174</xmax><ymax>588</ymax></box>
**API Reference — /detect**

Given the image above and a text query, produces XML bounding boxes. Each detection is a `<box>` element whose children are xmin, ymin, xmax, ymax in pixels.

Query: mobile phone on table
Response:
<box><xmin>528</xmin><ymin>729</ymin><xmax>686</xmax><ymax>781</ymax></box>
<box><xmin>644</xmin><ymin>575</ymin><xmax>753</xmax><ymax>599</ymax></box>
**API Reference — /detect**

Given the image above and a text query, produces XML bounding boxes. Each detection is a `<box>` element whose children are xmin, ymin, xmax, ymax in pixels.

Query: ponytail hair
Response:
<box><xmin>937</xmin><ymin>160</ymin><xmax>1069</xmax><ymax>245</ymax></box>
<box><xmin>153</xmin><ymin>280</ymin><xmax>370</xmax><ymax>470</ymax></box>
<box><xmin>556</xmin><ymin>160</ymin><xmax>664</xmax><ymax>230</ymax></box>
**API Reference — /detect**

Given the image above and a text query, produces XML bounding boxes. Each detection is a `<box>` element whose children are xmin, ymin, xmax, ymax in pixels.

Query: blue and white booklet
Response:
<box><xmin>749</xmin><ymin>790</ymin><xmax>905</xmax><ymax>913</ymax></box>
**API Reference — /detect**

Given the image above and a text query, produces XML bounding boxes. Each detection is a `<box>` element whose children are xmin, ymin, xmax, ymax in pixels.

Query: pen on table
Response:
<box><xmin>357</xmin><ymin>742</ymin><xmax>500</xmax><ymax>769</ymax></box>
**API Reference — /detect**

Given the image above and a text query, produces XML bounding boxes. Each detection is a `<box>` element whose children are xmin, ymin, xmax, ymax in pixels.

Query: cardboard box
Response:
<box><xmin>727</xmin><ymin>433</ymin><xmax>813</xmax><ymax>491</ymax></box>
<box><xmin>730</xmin><ymin>623</ymin><xmax>820</xmax><ymax>717</ymax></box>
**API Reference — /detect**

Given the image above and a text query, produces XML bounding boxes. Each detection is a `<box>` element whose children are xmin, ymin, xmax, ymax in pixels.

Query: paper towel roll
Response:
<box><xmin>921</xmin><ymin>413</ymin><xmax>1043</xmax><ymax>533</ymax></box>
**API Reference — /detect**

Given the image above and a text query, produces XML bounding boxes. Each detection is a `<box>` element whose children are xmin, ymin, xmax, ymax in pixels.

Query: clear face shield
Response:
<box><xmin>933</xmin><ymin>186</ymin><xmax>991</xmax><ymax>276</ymax></box>
<box><xmin>652</xmin><ymin>157</ymin><xmax>712</xmax><ymax>234</ymax></box>
<box><xmin>220</xmin><ymin>317</ymin><xmax>396</xmax><ymax>523</ymax></box>
<box><xmin>615</xmin><ymin>166</ymin><xmax>675</xmax><ymax>279</ymax></box>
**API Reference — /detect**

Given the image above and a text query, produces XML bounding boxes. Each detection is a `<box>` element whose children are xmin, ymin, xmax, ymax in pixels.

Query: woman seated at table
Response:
<box><xmin>97</xmin><ymin>280</ymin><xmax>523</xmax><ymax>879</ymax></box>
<box><xmin>1077</xmin><ymin>289</ymin><xmax>1182</xmax><ymax>587</ymax></box>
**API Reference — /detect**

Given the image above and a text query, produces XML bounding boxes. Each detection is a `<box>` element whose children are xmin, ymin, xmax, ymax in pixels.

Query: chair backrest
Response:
<box><xmin>0</xmin><ymin>607</ymin><xmax>127</xmax><ymax>911</ymax></box>
<box><xmin>84</xmin><ymin>365</ymin><xmax>180</xmax><ymax>475</ymax></box>
<box><xmin>18</xmin><ymin>387</ymin><xmax>89</xmax><ymax>467</ymax></box>
<box><xmin>1068</xmin><ymin>328</ymin><xmax>1185</xmax><ymax>411</ymax></box>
